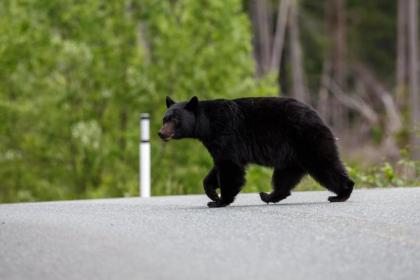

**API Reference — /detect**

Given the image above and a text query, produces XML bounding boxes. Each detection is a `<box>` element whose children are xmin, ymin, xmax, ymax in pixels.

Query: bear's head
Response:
<box><xmin>158</xmin><ymin>96</ymin><xmax>199</xmax><ymax>141</ymax></box>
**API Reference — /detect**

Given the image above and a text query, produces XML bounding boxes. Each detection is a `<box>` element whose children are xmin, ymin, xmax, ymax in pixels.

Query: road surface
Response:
<box><xmin>1</xmin><ymin>188</ymin><xmax>420</xmax><ymax>280</ymax></box>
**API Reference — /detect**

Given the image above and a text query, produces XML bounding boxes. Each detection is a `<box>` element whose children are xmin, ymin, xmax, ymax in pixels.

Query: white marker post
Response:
<box><xmin>140</xmin><ymin>113</ymin><xmax>151</xmax><ymax>198</ymax></box>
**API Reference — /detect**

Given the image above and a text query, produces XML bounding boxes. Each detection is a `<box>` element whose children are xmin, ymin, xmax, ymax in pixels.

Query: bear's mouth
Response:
<box><xmin>162</xmin><ymin>133</ymin><xmax>174</xmax><ymax>141</ymax></box>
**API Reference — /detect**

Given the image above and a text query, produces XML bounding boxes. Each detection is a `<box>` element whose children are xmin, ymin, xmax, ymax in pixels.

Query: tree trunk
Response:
<box><xmin>396</xmin><ymin>0</ymin><xmax>408</xmax><ymax>106</ymax></box>
<box><xmin>289</xmin><ymin>0</ymin><xmax>307</xmax><ymax>103</ymax></box>
<box><xmin>332</xmin><ymin>0</ymin><xmax>346</xmax><ymax>86</ymax></box>
<box><xmin>408</xmin><ymin>0</ymin><xmax>420</xmax><ymax>158</ymax></box>
<box><xmin>323</xmin><ymin>0</ymin><xmax>348</xmax><ymax>133</ymax></box>
<box><xmin>317</xmin><ymin>60</ymin><xmax>331</xmax><ymax>122</ymax></box>
<box><xmin>250</xmin><ymin>0</ymin><xmax>272</xmax><ymax>77</ymax></box>
<box><xmin>270</xmin><ymin>0</ymin><xmax>291</xmax><ymax>73</ymax></box>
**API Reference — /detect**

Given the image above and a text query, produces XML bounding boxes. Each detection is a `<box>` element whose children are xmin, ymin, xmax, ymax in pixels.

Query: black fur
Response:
<box><xmin>159</xmin><ymin>96</ymin><xmax>354</xmax><ymax>208</ymax></box>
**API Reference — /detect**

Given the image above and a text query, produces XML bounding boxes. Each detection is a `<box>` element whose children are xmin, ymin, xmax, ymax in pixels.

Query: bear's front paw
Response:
<box><xmin>207</xmin><ymin>200</ymin><xmax>229</xmax><ymax>208</ymax></box>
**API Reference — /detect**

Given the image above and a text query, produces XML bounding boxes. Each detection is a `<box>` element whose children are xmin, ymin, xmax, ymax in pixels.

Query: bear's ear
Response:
<box><xmin>185</xmin><ymin>96</ymin><xmax>199</xmax><ymax>112</ymax></box>
<box><xmin>166</xmin><ymin>96</ymin><xmax>176</xmax><ymax>108</ymax></box>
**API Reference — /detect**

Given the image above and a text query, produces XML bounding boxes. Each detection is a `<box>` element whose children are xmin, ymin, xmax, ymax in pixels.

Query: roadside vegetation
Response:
<box><xmin>1</xmin><ymin>0</ymin><xmax>419</xmax><ymax>202</ymax></box>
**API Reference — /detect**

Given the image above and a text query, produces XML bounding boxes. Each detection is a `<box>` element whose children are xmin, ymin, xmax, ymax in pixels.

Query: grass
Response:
<box><xmin>241</xmin><ymin>157</ymin><xmax>420</xmax><ymax>194</ymax></box>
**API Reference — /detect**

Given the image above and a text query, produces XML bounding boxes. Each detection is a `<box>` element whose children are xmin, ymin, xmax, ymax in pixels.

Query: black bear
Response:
<box><xmin>159</xmin><ymin>96</ymin><xmax>354</xmax><ymax>208</ymax></box>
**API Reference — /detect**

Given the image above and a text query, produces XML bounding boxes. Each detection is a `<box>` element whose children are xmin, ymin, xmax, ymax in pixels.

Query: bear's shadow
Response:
<box><xmin>187</xmin><ymin>201</ymin><xmax>333</xmax><ymax>210</ymax></box>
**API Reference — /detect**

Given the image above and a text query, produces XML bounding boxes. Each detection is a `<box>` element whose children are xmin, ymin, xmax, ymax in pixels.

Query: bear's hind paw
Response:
<box><xmin>259</xmin><ymin>192</ymin><xmax>289</xmax><ymax>204</ymax></box>
<box><xmin>259</xmin><ymin>192</ymin><xmax>271</xmax><ymax>204</ymax></box>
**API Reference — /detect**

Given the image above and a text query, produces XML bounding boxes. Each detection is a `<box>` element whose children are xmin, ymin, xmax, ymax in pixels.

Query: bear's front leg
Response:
<box><xmin>207</xmin><ymin>161</ymin><xmax>245</xmax><ymax>208</ymax></box>
<box><xmin>203</xmin><ymin>167</ymin><xmax>219</xmax><ymax>202</ymax></box>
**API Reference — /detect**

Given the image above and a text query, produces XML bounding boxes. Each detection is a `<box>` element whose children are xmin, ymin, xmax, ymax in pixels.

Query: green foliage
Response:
<box><xmin>0</xmin><ymin>0</ymin><xmax>147</xmax><ymax>202</ymax></box>
<box><xmin>0</xmin><ymin>0</ymin><xmax>418</xmax><ymax>203</ymax></box>
<box><xmin>347</xmin><ymin>157</ymin><xmax>420</xmax><ymax>189</ymax></box>
<box><xmin>0</xmin><ymin>0</ymin><xmax>277</xmax><ymax>202</ymax></box>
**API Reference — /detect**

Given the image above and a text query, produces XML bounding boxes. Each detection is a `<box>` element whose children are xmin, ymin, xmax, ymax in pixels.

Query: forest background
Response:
<box><xmin>1</xmin><ymin>0</ymin><xmax>419</xmax><ymax>202</ymax></box>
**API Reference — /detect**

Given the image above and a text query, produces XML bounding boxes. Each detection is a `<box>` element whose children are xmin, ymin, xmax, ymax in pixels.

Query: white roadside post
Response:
<box><xmin>140</xmin><ymin>113</ymin><xmax>151</xmax><ymax>198</ymax></box>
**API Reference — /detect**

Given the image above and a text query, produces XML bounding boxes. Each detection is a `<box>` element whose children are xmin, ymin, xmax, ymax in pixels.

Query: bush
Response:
<box><xmin>0</xmin><ymin>0</ymin><xmax>277</xmax><ymax>202</ymax></box>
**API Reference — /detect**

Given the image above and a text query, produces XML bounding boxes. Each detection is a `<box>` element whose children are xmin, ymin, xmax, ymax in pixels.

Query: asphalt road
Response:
<box><xmin>1</xmin><ymin>188</ymin><xmax>420</xmax><ymax>280</ymax></box>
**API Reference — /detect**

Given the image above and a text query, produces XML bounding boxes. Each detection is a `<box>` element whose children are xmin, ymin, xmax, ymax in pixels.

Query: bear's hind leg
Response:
<box><xmin>260</xmin><ymin>166</ymin><xmax>305</xmax><ymax>204</ymax></box>
<box><xmin>207</xmin><ymin>161</ymin><xmax>245</xmax><ymax>208</ymax></box>
<box><xmin>308</xmin><ymin>161</ymin><xmax>354</xmax><ymax>202</ymax></box>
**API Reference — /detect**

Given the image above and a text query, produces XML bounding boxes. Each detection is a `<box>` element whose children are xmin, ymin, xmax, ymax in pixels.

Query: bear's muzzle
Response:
<box><xmin>158</xmin><ymin>122</ymin><xmax>175</xmax><ymax>141</ymax></box>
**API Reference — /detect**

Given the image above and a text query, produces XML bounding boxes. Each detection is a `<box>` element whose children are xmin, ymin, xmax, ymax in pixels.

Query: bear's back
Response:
<box><xmin>232</xmin><ymin>97</ymin><xmax>319</xmax><ymax>131</ymax></box>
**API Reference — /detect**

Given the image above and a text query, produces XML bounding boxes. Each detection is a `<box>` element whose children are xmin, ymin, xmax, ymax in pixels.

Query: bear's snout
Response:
<box><xmin>158</xmin><ymin>122</ymin><xmax>175</xmax><ymax>141</ymax></box>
